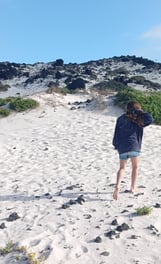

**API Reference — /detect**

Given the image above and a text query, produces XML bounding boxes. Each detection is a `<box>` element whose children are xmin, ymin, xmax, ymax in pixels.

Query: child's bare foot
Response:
<box><xmin>130</xmin><ymin>187</ymin><xmax>139</xmax><ymax>193</ymax></box>
<box><xmin>113</xmin><ymin>187</ymin><xmax>120</xmax><ymax>200</ymax></box>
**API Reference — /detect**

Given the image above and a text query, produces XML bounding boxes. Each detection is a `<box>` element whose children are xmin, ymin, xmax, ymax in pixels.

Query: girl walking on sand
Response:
<box><xmin>112</xmin><ymin>101</ymin><xmax>153</xmax><ymax>200</ymax></box>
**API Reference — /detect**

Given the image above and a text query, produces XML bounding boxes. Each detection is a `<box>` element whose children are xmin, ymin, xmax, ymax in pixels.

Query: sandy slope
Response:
<box><xmin>0</xmin><ymin>93</ymin><xmax>161</xmax><ymax>264</ymax></box>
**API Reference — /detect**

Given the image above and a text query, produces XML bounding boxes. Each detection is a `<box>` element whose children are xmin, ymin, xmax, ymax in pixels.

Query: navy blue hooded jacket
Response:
<box><xmin>112</xmin><ymin>112</ymin><xmax>153</xmax><ymax>154</ymax></box>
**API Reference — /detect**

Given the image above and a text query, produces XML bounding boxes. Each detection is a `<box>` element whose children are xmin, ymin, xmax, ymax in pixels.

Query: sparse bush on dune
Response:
<box><xmin>46</xmin><ymin>86</ymin><xmax>71</xmax><ymax>95</ymax></box>
<box><xmin>87</xmin><ymin>91</ymin><xmax>107</xmax><ymax>110</ymax></box>
<box><xmin>129</xmin><ymin>76</ymin><xmax>161</xmax><ymax>90</ymax></box>
<box><xmin>0</xmin><ymin>241</ymin><xmax>45</xmax><ymax>263</ymax></box>
<box><xmin>0</xmin><ymin>82</ymin><xmax>10</xmax><ymax>92</ymax></box>
<box><xmin>136</xmin><ymin>206</ymin><xmax>153</xmax><ymax>216</ymax></box>
<box><xmin>93</xmin><ymin>80</ymin><xmax>129</xmax><ymax>92</ymax></box>
<box><xmin>114</xmin><ymin>87</ymin><xmax>161</xmax><ymax>125</ymax></box>
<box><xmin>9</xmin><ymin>98</ymin><xmax>39</xmax><ymax>112</ymax></box>
<box><xmin>0</xmin><ymin>98</ymin><xmax>8</xmax><ymax>106</ymax></box>
<box><xmin>0</xmin><ymin>97</ymin><xmax>39</xmax><ymax>117</ymax></box>
<box><xmin>129</xmin><ymin>75</ymin><xmax>146</xmax><ymax>85</ymax></box>
<box><xmin>112</xmin><ymin>66</ymin><xmax>129</xmax><ymax>75</ymax></box>
<box><xmin>0</xmin><ymin>108</ymin><xmax>11</xmax><ymax>117</ymax></box>
<box><xmin>1</xmin><ymin>86</ymin><xmax>161</xmax><ymax>125</ymax></box>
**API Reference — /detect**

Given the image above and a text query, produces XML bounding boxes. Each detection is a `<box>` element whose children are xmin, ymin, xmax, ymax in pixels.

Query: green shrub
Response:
<box><xmin>61</xmin><ymin>87</ymin><xmax>72</xmax><ymax>94</ymax></box>
<box><xmin>0</xmin><ymin>97</ymin><xmax>17</xmax><ymax>107</ymax></box>
<box><xmin>0</xmin><ymin>241</ymin><xmax>13</xmax><ymax>255</ymax></box>
<box><xmin>128</xmin><ymin>76</ymin><xmax>161</xmax><ymax>90</ymax></box>
<box><xmin>113</xmin><ymin>67</ymin><xmax>129</xmax><ymax>75</ymax></box>
<box><xmin>46</xmin><ymin>86</ymin><xmax>71</xmax><ymax>95</ymax></box>
<box><xmin>136</xmin><ymin>206</ymin><xmax>153</xmax><ymax>216</ymax></box>
<box><xmin>114</xmin><ymin>87</ymin><xmax>161</xmax><ymax>125</ymax></box>
<box><xmin>93</xmin><ymin>80</ymin><xmax>129</xmax><ymax>91</ymax></box>
<box><xmin>0</xmin><ymin>98</ymin><xmax>8</xmax><ymax>106</ymax></box>
<box><xmin>129</xmin><ymin>75</ymin><xmax>146</xmax><ymax>85</ymax></box>
<box><xmin>0</xmin><ymin>108</ymin><xmax>11</xmax><ymax>117</ymax></box>
<box><xmin>149</xmin><ymin>81</ymin><xmax>161</xmax><ymax>90</ymax></box>
<box><xmin>0</xmin><ymin>241</ymin><xmax>45</xmax><ymax>263</ymax></box>
<box><xmin>9</xmin><ymin>98</ymin><xmax>39</xmax><ymax>112</ymax></box>
<box><xmin>0</xmin><ymin>83</ymin><xmax>10</xmax><ymax>91</ymax></box>
<box><xmin>5</xmin><ymin>97</ymin><xmax>16</xmax><ymax>103</ymax></box>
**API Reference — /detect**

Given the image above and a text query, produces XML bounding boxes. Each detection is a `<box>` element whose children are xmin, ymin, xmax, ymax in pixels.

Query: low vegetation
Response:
<box><xmin>0</xmin><ymin>82</ymin><xmax>10</xmax><ymax>91</ymax></box>
<box><xmin>129</xmin><ymin>75</ymin><xmax>161</xmax><ymax>90</ymax></box>
<box><xmin>0</xmin><ymin>241</ymin><xmax>45</xmax><ymax>264</ymax></box>
<box><xmin>1</xmin><ymin>85</ymin><xmax>161</xmax><ymax>126</ymax></box>
<box><xmin>46</xmin><ymin>86</ymin><xmax>71</xmax><ymax>95</ymax></box>
<box><xmin>136</xmin><ymin>206</ymin><xmax>153</xmax><ymax>216</ymax></box>
<box><xmin>0</xmin><ymin>98</ymin><xmax>8</xmax><ymax>106</ymax></box>
<box><xmin>0</xmin><ymin>108</ymin><xmax>11</xmax><ymax>117</ymax></box>
<box><xmin>93</xmin><ymin>80</ymin><xmax>129</xmax><ymax>92</ymax></box>
<box><xmin>111</xmin><ymin>67</ymin><xmax>129</xmax><ymax>76</ymax></box>
<box><xmin>0</xmin><ymin>97</ymin><xmax>39</xmax><ymax>117</ymax></box>
<box><xmin>114</xmin><ymin>87</ymin><xmax>161</xmax><ymax>125</ymax></box>
<box><xmin>9</xmin><ymin>97</ymin><xmax>39</xmax><ymax>112</ymax></box>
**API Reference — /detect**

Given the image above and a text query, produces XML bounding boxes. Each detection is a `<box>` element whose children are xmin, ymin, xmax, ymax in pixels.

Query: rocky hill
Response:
<box><xmin>0</xmin><ymin>55</ymin><xmax>161</xmax><ymax>98</ymax></box>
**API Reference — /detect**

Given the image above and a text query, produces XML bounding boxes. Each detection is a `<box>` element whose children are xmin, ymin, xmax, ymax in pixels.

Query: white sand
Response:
<box><xmin>0</xmin><ymin>92</ymin><xmax>161</xmax><ymax>264</ymax></box>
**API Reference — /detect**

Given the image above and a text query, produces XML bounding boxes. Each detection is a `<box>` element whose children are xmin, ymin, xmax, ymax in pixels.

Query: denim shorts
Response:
<box><xmin>119</xmin><ymin>151</ymin><xmax>140</xmax><ymax>160</ymax></box>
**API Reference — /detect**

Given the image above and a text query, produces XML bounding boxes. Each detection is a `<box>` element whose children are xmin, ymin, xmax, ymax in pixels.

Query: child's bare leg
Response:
<box><xmin>130</xmin><ymin>157</ymin><xmax>140</xmax><ymax>193</ymax></box>
<box><xmin>113</xmin><ymin>159</ymin><xmax>127</xmax><ymax>200</ymax></box>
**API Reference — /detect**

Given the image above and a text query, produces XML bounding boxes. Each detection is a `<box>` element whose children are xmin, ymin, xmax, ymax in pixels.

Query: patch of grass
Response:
<box><xmin>0</xmin><ymin>82</ymin><xmax>10</xmax><ymax>91</ymax></box>
<box><xmin>0</xmin><ymin>108</ymin><xmax>11</xmax><ymax>117</ymax></box>
<box><xmin>129</xmin><ymin>75</ymin><xmax>146</xmax><ymax>85</ymax></box>
<box><xmin>114</xmin><ymin>87</ymin><xmax>161</xmax><ymax>125</ymax></box>
<box><xmin>0</xmin><ymin>241</ymin><xmax>45</xmax><ymax>264</ymax></box>
<box><xmin>0</xmin><ymin>98</ymin><xmax>8</xmax><ymax>106</ymax></box>
<box><xmin>136</xmin><ymin>206</ymin><xmax>153</xmax><ymax>216</ymax></box>
<box><xmin>9</xmin><ymin>97</ymin><xmax>39</xmax><ymax>112</ymax></box>
<box><xmin>0</xmin><ymin>241</ymin><xmax>13</xmax><ymax>255</ymax></box>
<box><xmin>0</xmin><ymin>97</ymin><xmax>39</xmax><ymax>117</ymax></box>
<box><xmin>129</xmin><ymin>75</ymin><xmax>161</xmax><ymax>90</ymax></box>
<box><xmin>46</xmin><ymin>86</ymin><xmax>71</xmax><ymax>95</ymax></box>
<box><xmin>93</xmin><ymin>80</ymin><xmax>129</xmax><ymax>92</ymax></box>
<box><xmin>0</xmin><ymin>96</ymin><xmax>39</xmax><ymax>118</ymax></box>
<box><xmin>28</xmin><ymin>251</ymin><xmax>45</xmax><ymax>264</ymax></box>
<box><xmin>0</xmin><ymin>97</ymin><xmax>20</xmax><ymax>108</ymax></box>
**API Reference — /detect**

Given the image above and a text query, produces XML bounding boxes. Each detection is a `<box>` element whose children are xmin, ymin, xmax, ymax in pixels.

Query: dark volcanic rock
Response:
<box><xmin>104</xmin><ymin>230</ymin><xmax>117</xmax><ymax>239</ymax></box>
<box><xmin>129</xmin><ymin>235</ymin><xmax>140</xmax><ymax>239</ymax></box>
<box><xmin>0</xmin><ymin>82</ymin><xmax>10</xmax><ymax>91</ymax></box>
<box><xmin>100</xmin><ymin>251</ymin><xmax>110</xmax><ymax>256</ymax></box>
<box><xmin>55</xmin><ymin>71</ymin><xmax>63</xmax><ymax>79</ymax></box>
<box><xmin>68</xmin><ymin>78</ymin><xmax>87</xmax><ymax>90</ymax></box>
<box><xmin>84</xmin><ymin>214</ymin><xmax>92</xmax><ymax>219</ymax></box>
<box><xmin>7</xmin><ymin>212</ymin><xmax>20</xmax><ymax>221</ymax></box>
<box><xmin>83</xmin><ymin>68</ymin><xmax>93</xmax><ymax>75</ymax></box>
<box><xmin>0</xmin><ymin>63</ymin><xmax>19</xmax><ymax>80</ymax></box>
<box><xmin>61</xmin><ymin>195</ymin><xmax>85</xmax><ymax>209</ymax></box>
<box><xmin>1</xmin><ymin>55</ymin><xmax>161</xmax><ymax>97</ymax></box>
<box><xmin>111</xmin><ymin>219</ymin><xmax>118</xmax><ymax>226</ymax></box>
<box><xmin>76</xmin><ymin>195</ymin><xmax>85</xmax><ymax>204</ymax></box>
<box><xmin>116</xmin><ymin>223</ymin><xmax>130</xmax><ymax>232</ymax></box>
<box><xmin>62</xmin><ymin>203</ymin><xmax>70</xmax><ymax>209</ymax></box>
<box><xmin>154</xmin><ymin>203</ymin><xmax>161</xmax><ymax>208</ymax></box>
<box><xmin>54</xmin><ymin>59</ymin><xmax>64</xmax><ymax>66</ymax></box>
<box><xmin>94</xmin><ymin>236</ymin><xmax>102</xmax><ymax>243</ymax></box>
<box><xmin>0</xmin><ymin>223</ymin><xmax>6</xmax><ymax>229</ymax></box>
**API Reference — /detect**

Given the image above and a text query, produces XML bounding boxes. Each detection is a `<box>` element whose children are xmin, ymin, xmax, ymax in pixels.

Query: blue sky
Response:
<box><xmin>1</xmin><ymin>0</ymin><xmax>161</xmax><ymax>64</ymax></box>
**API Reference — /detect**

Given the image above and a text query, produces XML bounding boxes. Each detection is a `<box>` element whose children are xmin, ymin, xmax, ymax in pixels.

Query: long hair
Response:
<box><xmin>126</xmin><ymin>101</ymin><xmax>144</xmax><ymax>126</ymax></box>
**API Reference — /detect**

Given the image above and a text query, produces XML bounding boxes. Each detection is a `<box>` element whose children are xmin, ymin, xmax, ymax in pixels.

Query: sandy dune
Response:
<box><xmin>0</xmin><ymin>93</ymin><xmax>161</xmax><ymax>264</ymax></box>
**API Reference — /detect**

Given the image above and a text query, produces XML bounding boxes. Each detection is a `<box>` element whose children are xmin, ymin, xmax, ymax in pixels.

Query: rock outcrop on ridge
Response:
<box><xmin>0</xmin><ymin>55</ymin><xmax>161</xmax><ymax>97</ymax></box>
